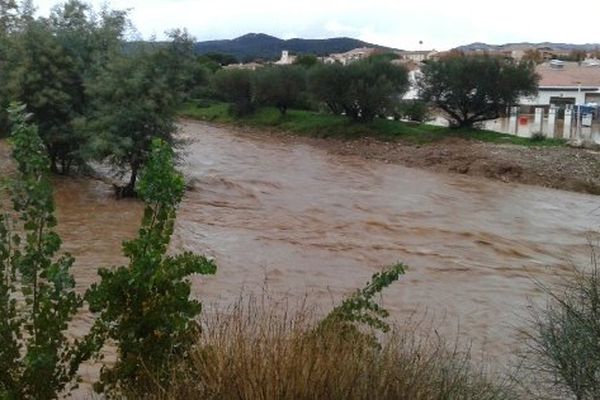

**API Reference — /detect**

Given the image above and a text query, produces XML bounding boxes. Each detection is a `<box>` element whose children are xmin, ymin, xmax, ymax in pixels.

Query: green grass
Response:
<box><xmin>179</xmin><ymin>101</ymin><xmax>566</xmax><ymax>147</ymax></box>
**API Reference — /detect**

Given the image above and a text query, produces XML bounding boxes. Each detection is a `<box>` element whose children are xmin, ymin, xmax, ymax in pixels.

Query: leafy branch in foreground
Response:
<box><xmin>0</xmin><ymin>103</ymin><xmax>90</xmax><ymax>399</ymax></box>
<box><xmin>86</xmin><ymin>139</ymin><xmax>217</xmax><ymax>396</ymax></box>
<box><xmin>320</xmin><ymin>263</ymin><xmax>406</xmax><ymax>334</ymax></box>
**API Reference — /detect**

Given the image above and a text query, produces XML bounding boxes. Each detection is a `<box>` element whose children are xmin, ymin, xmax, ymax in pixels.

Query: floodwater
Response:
<box><xmin>44</xmin><ymin>120</ymin><xmax>600</xmax><ymax>372</ymax></box>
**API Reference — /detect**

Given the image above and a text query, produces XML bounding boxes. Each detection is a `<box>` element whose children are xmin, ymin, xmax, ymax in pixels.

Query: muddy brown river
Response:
<box><xmin>7</xmin><ymin>120</ymin><xmax>600</xmax><ymax>379</ymax></box>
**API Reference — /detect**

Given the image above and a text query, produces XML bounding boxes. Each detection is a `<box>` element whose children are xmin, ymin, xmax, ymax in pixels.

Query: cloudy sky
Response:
<box><xmin>33</xmin><ymin>0</ymin><xmax>600</xmax><ymax>50</ymax></box>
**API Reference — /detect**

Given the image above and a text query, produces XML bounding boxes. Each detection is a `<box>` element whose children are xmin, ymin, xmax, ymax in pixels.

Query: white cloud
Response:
<box><xmin>31</xmin><ymin>0</ymin><xmax>600</xmax><ymax>50</ymax></box>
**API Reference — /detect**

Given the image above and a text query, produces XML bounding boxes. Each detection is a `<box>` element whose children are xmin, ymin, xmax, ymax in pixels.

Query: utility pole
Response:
<box><xmin>576</xmin><ymin>82</ymin><xmax>582</xmax><ymax>138</ymax></box>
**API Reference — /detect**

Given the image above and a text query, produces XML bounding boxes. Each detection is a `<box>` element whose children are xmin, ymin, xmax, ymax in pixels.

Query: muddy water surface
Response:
<box><xmin>17</xmin><ymin>121</ymin><xmax>600</xmax><ymax>371</ymax></box>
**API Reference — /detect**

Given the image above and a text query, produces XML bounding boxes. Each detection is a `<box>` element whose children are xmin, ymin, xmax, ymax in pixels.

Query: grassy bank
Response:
<box><xmin>142</xmin><ymin>298</ymin><xmax>517</xmax><ymax>400</ymax></box>
<box><xmin>179</xmin><ymin>101</ymin><xmax>565</xmax><ymax>147</ymax></box>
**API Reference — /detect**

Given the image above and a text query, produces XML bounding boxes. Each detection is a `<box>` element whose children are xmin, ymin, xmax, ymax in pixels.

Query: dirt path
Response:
<box><xmin>190</xmin><ymin>120</ymin><xmax>600</xmax><ymax>195</ymax></box>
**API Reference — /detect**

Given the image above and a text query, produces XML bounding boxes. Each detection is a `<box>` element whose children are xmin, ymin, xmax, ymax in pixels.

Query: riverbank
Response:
<box><xmin>180</xmin><ymin>102</ymin><xmax>600</xmax><ymax>195</ymax></box>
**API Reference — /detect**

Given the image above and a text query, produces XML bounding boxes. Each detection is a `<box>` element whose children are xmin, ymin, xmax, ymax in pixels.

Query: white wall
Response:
<box><xmin>520</xmin><ymin>88</ymin><xmax>600</xmax><ymax>106</ymax></box>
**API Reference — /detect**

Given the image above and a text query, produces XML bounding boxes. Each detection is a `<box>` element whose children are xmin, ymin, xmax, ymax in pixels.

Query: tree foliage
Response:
<box><xmin>418</xmin><ymin>55</ymin><xmax>539</xmax><ymax>128</ymax></box>
<box><xmin>4</xmin><ymin>1</ymin><xmax>128</xmax><ymax>172</ymax></box>
<box><xmin>321</xmin><ymin>263</ymin><xmax>406</xmax><ymax>334</ymax></box>
<box><xmin>0</xmin><ymin>103</ymin><xmax>90</xmax><ymax>399</ymax></box>
<box><xmin>85</xmin><ymin>139</ymin><xmax>217</xmax><ymax>395</ymax></box>
<box><xmin>212</xmin><ymin>68</ymin><xmax>255</xmax><ymax>116</ymax></box>
<box><xmin>293</xmin><ymin>53</ymin><xmax>318</xmax><ymax>68</ymax></box>
<box><xmin>254</xmin><ymin>66</ymin><xmax>306</xmax><ymax>115</ymax></box>
<box><xmin>86</xmin><ymin>47</ymin><xmax>180</xmax><ymax>197</ymax></box>
<box><xmin>197</xmin><ymin>52</ymin><xmax>238</xmax><ymax>67</ymax></box>
<box><xmin>308</xmin><ymin>59</ymin><xmax>409</xmax><ymax>122</ymax></box>
<box><xmin>155</xmin><ymin>29</ymin><xmax>206</xmax><ymax>99</ymax></box>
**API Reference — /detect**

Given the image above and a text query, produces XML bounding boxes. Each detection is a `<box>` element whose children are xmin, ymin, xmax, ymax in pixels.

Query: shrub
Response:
<box><xmin>530</xmin><ymin>132</ymin><xmax>546</xmax><ymax>141</ymax></box>
<box><xmin>395</xmin><ymin>100</ymin><xmax>433</xmax><ymax>123</ymax></box>
<box><xmin>521</xmin><ymin>250</ymin><xmax>600</xmax><ymax>400</ymax></box>
<box><xmin>146</xmin><ymin>295</ymin><xmax>517</xmax><ymax>400</ymax></box>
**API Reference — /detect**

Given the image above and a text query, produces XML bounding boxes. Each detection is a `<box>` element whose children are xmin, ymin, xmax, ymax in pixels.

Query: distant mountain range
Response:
<box><xmin>194</xmin><ymin>33</ymin><xmax>395</xmax><ymax>61</ymax></box>
<box><xmin>190</xmin><ymin>34</ymin><xmax>600</xmax><ymax>62</ymax></box>
<box><xmin>454</xmin><ymin>42</ymin><xmax>600</xmax><ymax>53</ymax></box>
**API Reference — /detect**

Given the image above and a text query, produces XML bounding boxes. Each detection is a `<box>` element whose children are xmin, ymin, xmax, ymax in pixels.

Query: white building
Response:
<box><xmin>274</xmin><ymin>50</ymin><xmax>296</xmax><ymax>65</ymax></box>
<box><xmin>323</xmin><ymin>47</ymin><xmax>377</xmax><ymax>65</ymax></box>
<box><xmin>520</xmin><ymin>60</ymin><xmax>600</xmax><ymax>107</ymax></box>
<box><xmin>398</xmin><ymin>50</ymin><xmax>437</xmax><ymax>63</ymax></box>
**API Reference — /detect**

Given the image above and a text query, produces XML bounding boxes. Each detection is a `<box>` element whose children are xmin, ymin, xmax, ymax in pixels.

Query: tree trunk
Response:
<box><xmin>49</xmin><ymin>153</ymin><xmax>58</xmax><ymax>174</ymax></box>
<box><xmin>116</xmin><ymin>162</ymin><xmax>139</xmax><ymax>199</ymax></box>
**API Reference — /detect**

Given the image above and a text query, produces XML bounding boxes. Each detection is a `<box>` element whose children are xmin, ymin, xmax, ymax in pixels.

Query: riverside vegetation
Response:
<box><xmin>1</xmin><ymin>1</ymin><xmax>599</xmax><ymax>398</ymax></box>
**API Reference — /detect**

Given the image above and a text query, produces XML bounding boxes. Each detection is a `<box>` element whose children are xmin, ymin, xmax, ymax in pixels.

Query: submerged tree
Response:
<box><xmin>418</xmin><ymin>54</ymin><xmax>538</xmax><ymax>128</ymax></box>
<box><xmin>87</xmin><ymin>48</ymin><xmax>179</xmax><ymax>197</ymax></box>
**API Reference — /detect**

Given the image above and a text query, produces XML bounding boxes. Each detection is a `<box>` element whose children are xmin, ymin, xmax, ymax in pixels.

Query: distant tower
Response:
<box><xmin>281</xmin><ymin>50</ymin><xmax>289</xmax><ymax>63</ymax></box>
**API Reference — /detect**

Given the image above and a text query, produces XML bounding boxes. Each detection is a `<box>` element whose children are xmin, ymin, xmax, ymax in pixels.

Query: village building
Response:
<box><xmin>223</xmin><ymin>62</ymin><xmax>263</xmax><ymax>71</ymax></box>
<box><xmin>520</xmin><ymin>60</ymin><xmax>600</xmax><ymax>107</ymax></box>
<box><xmin>274</xmin><ymin>50</ymin><xmax>296</xmax><ymax>65</ymax></box>
<box><xmin>398</xmin><ymin>50</ymin><xmax>437</xmax><ymax>63</ymax></box>
<box><xmin>322</xmin><ymin>47</ymin><xmax>377</xmax><ymax>65</ymax></box>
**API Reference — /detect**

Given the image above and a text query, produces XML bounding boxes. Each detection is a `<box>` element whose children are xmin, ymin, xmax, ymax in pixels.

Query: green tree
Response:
<box><xmin>254</xmin><ymin>65</ymin><xmax>306</xmax><ymax>115</ymax></box>
<box><xmin>0</xmin><ymin>103</ymin><xmax>90</xmax><ymax>399</ymax></box>
<box><xmin>344</xmin><ymin>59</ymin><xmax>409</xmax><ymax>121</ymax></box>
<box><xmin>293</xmin><ymin>53</ymin><xmax>318</xmax><ymax>68</ymax></box>
<box><xmin>0</xmin><ymin>0</ymin><xmax>19</xmax><ymax>35</ymax></box>
<box><xmin>86</xmin><ymin>139</ymin><xmax>217</xmax><ymax>395</ymax></box>
<box><xmin>155</xmin><ymin>29</ymin><xmax>206</xmax><ymax>100</ymax></box>
<box><xmin>418</xmin><ymin>54</ymin><xmax>539</xmax><ymax>128</ymax></box>
<box><xmin>87</xmin><ymin>49</ymin><xmax>180</xmax><ymax>197</ymax></box>
<box><xmin>309</xmin><ymin>59</ymin><xmax>409</xmax><ymax>122</ymax></box>
<box><xmin>0</xmin><ymin>0</ymin><xmax>19</xmax><ymax>134</ymax></box>
<box><xmin>6</xmin><ymin>2</ymin><xmax>128</xmax><ymax>172</ymax></box>
<box><xmin>212</xmin><ymin>68</ymin><xmax>255</xmax><ymax>116</ymax></box>
<box><xmin>7</xmin><ymin>20</ymin><xmax>80</xmax><ymax>173</ymax></box>
<box><xmin>307</xmin><ymin>62</ymin><xmax>348</xmax><ymax>115</ymax></box>
<box><xmin>198</xmin><ymin>52</ymin><xmax>238</xmax><ymax>67</ymax></box>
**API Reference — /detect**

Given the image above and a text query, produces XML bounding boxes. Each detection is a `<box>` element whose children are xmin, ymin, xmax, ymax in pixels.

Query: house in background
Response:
<box><xmin>322</xmin><ymin>47</ymin><xmax>377</xmax><ymax>65</ymax></box>
<box><xmin>223</xmin><ymin>62</ymin><xmax>263</xmax><ymax>71</ymax></box>
<box><xmin>398</xmin><ymin>50</ymin><xmax>437</xmax><ymax>63</ymax></box>
<box><xmin>274</xmin><ymin>50</ymin><xmax>296</xmax><ymax>65</ymax></box>
<box><xmin>520</xmin><ymin>60</ymin><xmax>600</xmax><ymax>107</ymax></box>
